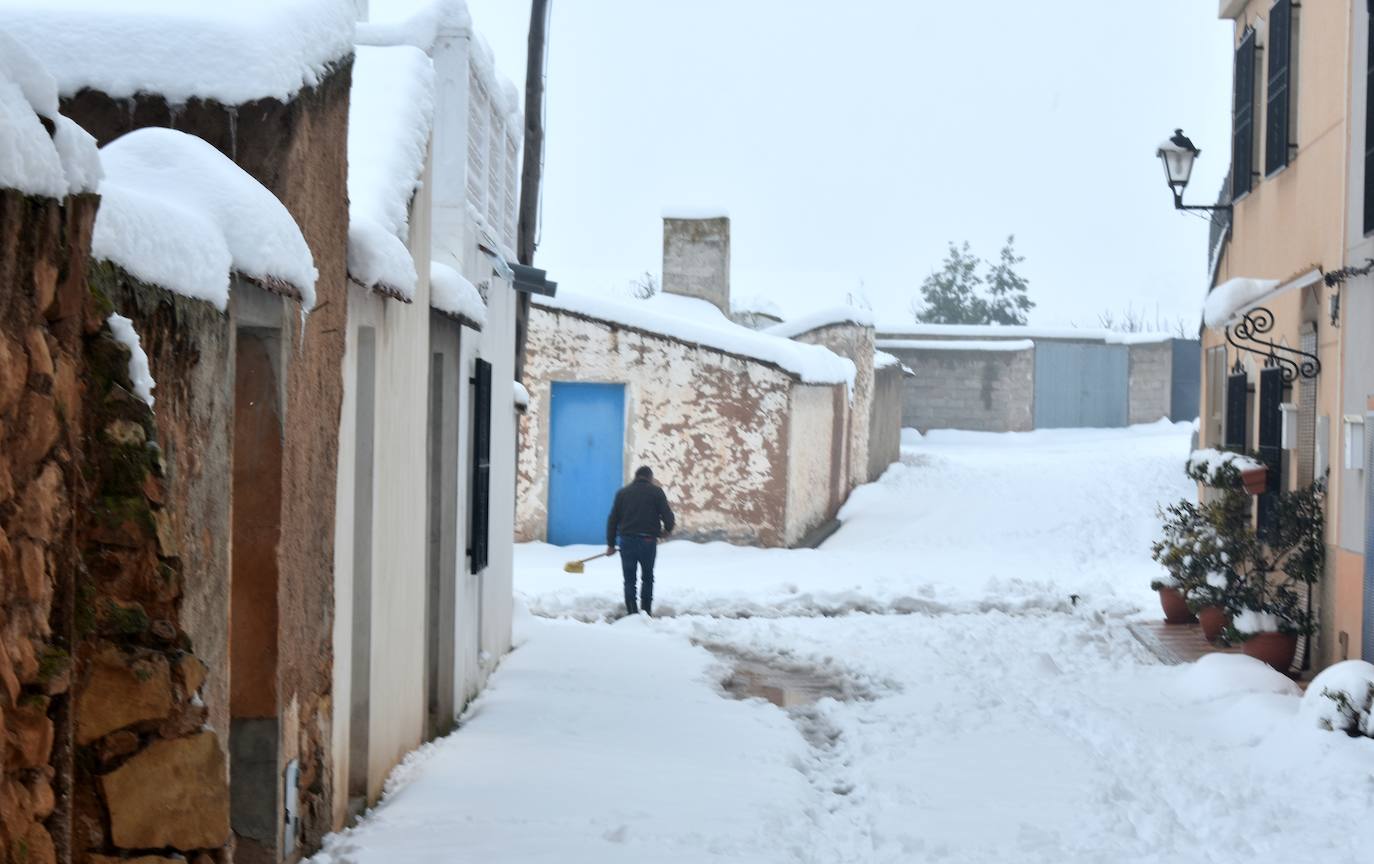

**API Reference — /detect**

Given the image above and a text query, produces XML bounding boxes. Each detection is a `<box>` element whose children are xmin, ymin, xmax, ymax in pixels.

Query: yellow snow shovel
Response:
<box><xmin>563</xmin><ymin>550</ymin><xmax>614</xmax><ymax>574</ymax></box>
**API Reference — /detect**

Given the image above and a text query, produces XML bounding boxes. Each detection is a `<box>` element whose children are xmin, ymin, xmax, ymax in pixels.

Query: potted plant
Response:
<box><xmin>1240</xmin><ymin>465</ymin><xmax>1268</xmax><ymax>496</ymax></box>
<box><xmin>1220</xmin><ymin>478</ymin><xmax>1326</xmax><ymax>674</ymax></box>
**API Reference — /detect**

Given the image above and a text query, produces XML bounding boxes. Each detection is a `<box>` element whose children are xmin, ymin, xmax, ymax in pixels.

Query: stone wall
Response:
<box><xmin>868</xmin><ymin>364</ymin><xmax>905</xmax><ymax>479</ymax></box>
<box><xmin>518</xmin><ymin>307</ymin><xmax>795</xmax><ymax>547</ymax></box>
<box><xmin>1128</xmin><ymin>341</ymin><xmax>1173</xmax><ymax>426</ymax></box>
<box><xmin>887</xmin><ymin>346</ymin><xmax>1036</xmax><ymax>433</ymax></box>
<box><xmin>783</xmin><ymin>384</ymin><xmax>841</xmax><ymax>546</ymax></box>
<box><xmin>1</xmin><ymin>189</ymin><xmax>233</xmax><ymax>864</ymax></box>
<box><xmin>61</xmin><ymin>66</ymin><xmax>354</xmax><ymax>849</ymax></box>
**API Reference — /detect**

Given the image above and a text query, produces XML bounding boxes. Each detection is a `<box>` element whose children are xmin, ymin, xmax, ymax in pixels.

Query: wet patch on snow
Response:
<box><xmin>703</xmin><ymin>644</ymin><xmax>873</xmax><ymax>709</ymax></box>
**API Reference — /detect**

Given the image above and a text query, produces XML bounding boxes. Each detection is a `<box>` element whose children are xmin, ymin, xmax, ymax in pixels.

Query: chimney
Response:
<box><xmin>661</xmin><ymin>213</ymin><xmax>730</xmax><ymax>315</ymax></box>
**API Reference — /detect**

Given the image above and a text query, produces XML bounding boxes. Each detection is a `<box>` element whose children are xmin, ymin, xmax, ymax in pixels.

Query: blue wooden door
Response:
<box><xmin>548</xmin><ymin>382</ymin><xmax>626</xmax><ymax>546</ymax></box>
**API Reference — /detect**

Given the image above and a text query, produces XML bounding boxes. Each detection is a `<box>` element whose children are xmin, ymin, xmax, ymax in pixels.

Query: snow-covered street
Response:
<box><xmin>313</xmin><ymin>424</ymin><xmax>1374</xmax><ymax>863</ymax></box>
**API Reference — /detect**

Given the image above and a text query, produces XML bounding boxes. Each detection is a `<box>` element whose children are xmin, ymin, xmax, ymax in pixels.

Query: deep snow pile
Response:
<box><xmin>0</xmin><ymin>30</ymin><xmax>101</xmax><ymax>198</ymax></box>
<box><xmin>346</xmin><ymin>45</ymin><xmax>436</xmax><ymax>299</ymax></box>
<box><xmin>0</xmin><ymin>0</ymin><xmax>355</xmax><ymax>105</ymax></box>
<box><xmin>91</xmin><ymin>128</ymin><xmax>318</xmax><ymax>310</ymax></box>
<box><xmin>535</xmin><ymin>291</ymin><xmax>858</xmax><ymax>386</ymax></box>
<box><xmin>516</xmin><ymin>421</ymin><xmax>1197</xmax><ymax>620</ymax></box>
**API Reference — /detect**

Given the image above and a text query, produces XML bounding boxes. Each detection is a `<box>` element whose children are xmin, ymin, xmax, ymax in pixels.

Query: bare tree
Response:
<box><xmin>629</xmin><ymin>271</ymin><xmax>659</xmax><ymax>299</ymax></box>
<box><xmin>1089</xmin><ymin>302</ymin><xmax>1193</xmax><ymax>336</ymax></box>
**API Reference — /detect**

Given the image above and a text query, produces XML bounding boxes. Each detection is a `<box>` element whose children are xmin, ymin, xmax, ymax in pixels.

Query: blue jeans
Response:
<box><xmin>619</xmin><ymin>535</ymin><xmax>657</xmax><ymax>615</ymax></box>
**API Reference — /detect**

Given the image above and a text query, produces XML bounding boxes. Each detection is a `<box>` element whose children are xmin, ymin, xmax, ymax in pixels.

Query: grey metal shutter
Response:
<box><xmin>469</xmin><ymin>358</ymin><xmax>492</xmax><ymax>572</ymax></box>
<box><xmin>1265</xmin><ymin>0</ymin><xmax>1293</xmax><ymax>176</ymax></box>
<box><xmin>1257</xmin><ymin>367</ymin><xmax>1284</xmax><ymax>540</ymax></box>
<box><xmin>1225</xmin><ymin>372</ymin><xmax>1249</xmax><ymax>449</ymax></box>
<box><xmin>1234</xmin><ymin>28</ymin><xmax>1258</xmax><ymax>199</ymax></box>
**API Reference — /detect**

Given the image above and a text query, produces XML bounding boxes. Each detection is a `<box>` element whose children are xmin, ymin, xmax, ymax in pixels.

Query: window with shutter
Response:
<box><xmin>1225</xmin><ymin>372</ymin><xmax>1249</xmax><ymax>450</ymax></box>
<box><xmin>1265</xmin><ymin>0</ymin><xmax>1293</xmax><ymax>176</ymax></box>
<box><xmin>469</xmin><ymin>358</ymin><xmax>492</xmax><ymax>572</ymax></box>
<box><xmin>1365</xmin><ymin>1</ymin><xmax>1374</xmax><ymax>234</ymax></box>
<box><xmin>1233</xmin><ymin>28</ymin><xmax>1257</xmax><ymax>199</ymax></box>
<box><xmin>1257</xmin><ymin>367</ymin><xmax>1284</xmax><ymax>539</ymax></box>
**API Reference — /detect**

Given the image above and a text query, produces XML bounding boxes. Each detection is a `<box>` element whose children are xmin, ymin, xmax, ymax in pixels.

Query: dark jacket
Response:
<box><xmin>607</xmin><ymin>478</ymin><xmax>676</xmax><ymax>546</ymax></box>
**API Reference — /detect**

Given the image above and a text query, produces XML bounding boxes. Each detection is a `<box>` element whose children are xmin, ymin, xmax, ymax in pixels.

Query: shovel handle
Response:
<box><xmin>576</xmin><ymin>551</ymin><xmax>613</xmax><ymax>565</ymax></box>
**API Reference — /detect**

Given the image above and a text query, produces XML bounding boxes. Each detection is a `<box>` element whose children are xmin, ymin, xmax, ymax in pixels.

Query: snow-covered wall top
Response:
<box><xmin>765</xmin><ymin>305</ymin><xmax>875</xmax><ymax>339</ymax></box>
<box><xmin>535</xmin><ymin>291</ymin><xmax>857</xmax><ymax>387</ymax></box>
<box><xmin>346</xmin><ymin>45</ymin><xmax>436</xmax><ymax>299</ymax></box>
<box><xmin>0</xmin><ymin>0</ymin><xmax>355</xmax><ymax>104</ymax></box>
<box><xmin>430</xmin><ymin>260</ymin><xmax>486</xmax><ymax>328</ymax></box>
<box><xmin>876</xmin><ymin>323</ymin><xmax>1175</xmax><ymax>345</ymax></box>
<box><xmin>877</xmin><ymin>338</ymin><xmax>1036</xmax><ymax>352</ymax></box>
<box><xmin>0</xmin><ymin>30</ymin><xmax>101</xmax><ymax>198</ymax></box>
<box><xmin>1202</xmin><ymin>277</ymin><xmax>1282</xmax><ymax>328</ymax></box>
<box><xmin>356</xmin><ymin>0</ymin><xmax>471</xmax><ymax>49</ymax></box>
<box><xmin>91</xmin><ymin>128</ymin><xmax>318</xmax><ymax>311</ymax></box>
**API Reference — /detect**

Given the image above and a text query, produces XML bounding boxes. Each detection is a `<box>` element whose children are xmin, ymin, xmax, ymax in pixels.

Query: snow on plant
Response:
<box><xmin>1154</xmin><ymin>455</ymin><xmax>1325</xmax><ymax>639</ymax></box>
<box><xmin>1301</xmin><ymin>660</ymin><xmax>1374</xmax><ymax>738</ymax></box>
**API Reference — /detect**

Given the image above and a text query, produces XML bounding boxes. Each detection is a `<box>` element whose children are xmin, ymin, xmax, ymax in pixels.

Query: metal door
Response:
<box><xmin>547</xmin><ymin>382</ymin><xmax>626</xmax><ymax>545</ymax></box>
<box><xmin>1034</xmin><ymin>342</ymin><xmax>1129</xmax><ymax>428</ymax></box>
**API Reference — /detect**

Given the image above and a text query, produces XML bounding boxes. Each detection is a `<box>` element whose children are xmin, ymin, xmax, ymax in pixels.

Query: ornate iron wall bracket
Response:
<box><xmin>1225</xmin><ymin>306</ymin><xmax>1320</xmax><ymax>383</ymax></box>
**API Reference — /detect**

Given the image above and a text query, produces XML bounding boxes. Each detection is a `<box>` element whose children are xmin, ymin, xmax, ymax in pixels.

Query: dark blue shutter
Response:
<box><xmin>1225</xmin><ymin>372</ymin><xmax>1249</xmax><ymax>450</ymax></box>
<box><xmin>1365</xmin><ymin>1</ymin><xmax>1374</xmax><ymax>233</ymax></box>
<box><xmin>1234</xmin><ymin>29</ymin><xmax>1257</xmax><ymax>199</ymax></box>
<box><xmin>469</xmin><ymin>358</ymin><xmax>492</xmax><ymax>572</ymax></box>
<box><xmin>1257</xmin><ymin>367</ymin><xmax>1284</xmax><ymax>540</ymax></box>
<box><xmin>1265</xmin><ymin>0</ymin><xmax>1293</xmax><ymax>175</ymax></box>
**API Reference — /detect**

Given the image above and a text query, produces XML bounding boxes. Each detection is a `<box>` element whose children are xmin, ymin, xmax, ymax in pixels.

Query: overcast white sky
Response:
<box><xmin>465</xmin><ymin>0</ymin><xmax>1234</xmax><ymax>329</ymax></box>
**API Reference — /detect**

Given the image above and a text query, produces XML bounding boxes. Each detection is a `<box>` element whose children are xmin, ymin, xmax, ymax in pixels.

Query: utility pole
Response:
<box><xmin>515</xmin><ymin>0</ymin><xmax>550</xmax><ymax>381</ymax></box>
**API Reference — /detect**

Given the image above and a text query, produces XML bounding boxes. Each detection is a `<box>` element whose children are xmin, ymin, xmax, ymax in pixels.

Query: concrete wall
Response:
<box><xmin>887</xmin><ymin>346</ymin><xmax>1035</xmax><ymax>433</ymax></box>
<box><xmin>784</xmin><ymin>383</ymin><xmax>842</xmax><ymax>545</ymax></box>
<box><xmin>518</xmin><ymin>307</ymin><xmax>796</xmax><ymax>547</ymax></box>
<box><xmin>790</xmin><ymin>322</ymin><xmax>874</xmax><ymax>488</ymax></box>
<box><xmin>1127</xmin><ymin>341</ymin><xmax>1173</xmax><ymax>425</ymax></box>
<box><xmin>868</xmin><ymin>364</ymin><xmax>904</xmax><ymax>480</ymax></box>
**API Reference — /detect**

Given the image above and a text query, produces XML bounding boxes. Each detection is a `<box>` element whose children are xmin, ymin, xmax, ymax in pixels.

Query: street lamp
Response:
<box><xmin>1157</xmin><ymin>128</ymin><xmax>1230</xmax><ymax>213</ymax></box>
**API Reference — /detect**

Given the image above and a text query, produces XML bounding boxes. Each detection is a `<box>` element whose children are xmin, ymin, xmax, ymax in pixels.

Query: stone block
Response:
<box><xmin>101</xmin><ymin>732</ymin><xmax>230</xmax><ymax>850</ymax></box>
<box><xmin>0</xmin><ymin>333</ymin><xmax>28</xmax><ymax>417</ymax></box>
<box><xmin>175</xmin><ymin>655</ymin><xmax>207</xmax><ymax>697</ymax></box>
<box><xmin>16</xmin><ymin>540</ymin><xmax>49</xmax><ymax>606</ymax></box>
<box><xmin>16</xmin><ymin>462</ymin><xmax>63</xmax><ymax>545</ymax></box>
<box><xmin>76</xmin><ymin>647</ymin><xmax>173</xmax><ymax>745</ymax></box>
<box><xmin>14</xmin><ymin>823</ymin><xmax>56</xmax><ymax>864</ymax></box>
<box><xmin>6</xmin><ymin>698</ymin><xmax>53</xmax><ymax>769</ymax></box>
<box><xmin>16</xmin><ymin>392</ymin><xmax>59</xmax><ymax>467</ymax></box>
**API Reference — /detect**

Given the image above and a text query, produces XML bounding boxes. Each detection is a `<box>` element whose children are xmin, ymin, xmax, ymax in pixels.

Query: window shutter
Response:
<box><xmin>1233</xmin><ymin>29</ymin><xmax>1257</xmax><ymax>199</ymax></box>
<box><xmin>469</xmin><ymin>358</ymin><xmax>492</xmax><ymax>572</ymax></box>
<box><xmin>1265</xmin><ymin>0</ymin><xmax>1293</xmax><ymax>175</ymax></box>
<box><xmin>1365</xmin><ymin>3</ymin><xmax>1374</xmax><ymax>233</ymax></box>
<box><xmin>1225</xmin><ymin>372</ymin><xmax>1249</xmax><ymax>449</ymax></box>
<box><xmin>1257</xmin><ymin>367</ymin><xmax>1284</xmax><ymax>539</ymax></box>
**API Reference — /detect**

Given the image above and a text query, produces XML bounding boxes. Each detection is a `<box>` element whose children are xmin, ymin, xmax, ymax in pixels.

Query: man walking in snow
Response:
<box><xmin>606</xmin><ymin>466</ymin><xmax>676</xmax><ymax>616</ymax></box>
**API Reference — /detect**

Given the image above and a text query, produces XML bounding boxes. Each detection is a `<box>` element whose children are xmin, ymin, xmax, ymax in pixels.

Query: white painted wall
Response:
<box><xmin>784</xmin><ymin>383</ymin><xmax>840</xmax><ymax>546</ymax></box>
<box><xmin>1344</xmin><ymin>0</ymin><xmax>1374</xmax><ymax>556</ymax></box>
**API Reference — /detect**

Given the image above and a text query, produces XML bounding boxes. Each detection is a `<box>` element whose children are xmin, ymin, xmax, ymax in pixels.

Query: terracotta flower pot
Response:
<box><xmin>1241</xmin><ymin>631</ymin><xmax>1299</xmax><ymax>673</ymax></box>
<box><xmin>1240</xmin><ymin>465</ymin><xmax>1268</xmax><ymax>495</ymax></box>
<box><xmin>1197</xmin><ymin>605</ymin><xmax>1231</xmax><ymax>643</ymax></box>
<box><xmin>1157</xmin><ymin>587</ymin><xmax>1196</xmax><ymax>624</ymax></box>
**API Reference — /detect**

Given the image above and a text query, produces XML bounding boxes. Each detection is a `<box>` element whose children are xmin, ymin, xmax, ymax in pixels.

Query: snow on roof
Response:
<box><xmin>346</xmin><ymin>45</ymin><xmax>436</xmax><ymax>300</ymax></box>
<box><xmin>0</xmin><ymin>30</ymin><xmax>101</xmax><ymax>198</ymax></box>
<box><xmin>356</xmin><ymin>0</ymin><xmax>472</xmax><ymax>49</ymax></box>
<box><xmin>877</xmin><ymin>338</ymin><xmax>1035</xmax><ymax>353</ymax></box>
<box><xmin>91</xmin><ymin>128</ymin><xmax>318</xmax><ymax>311</ymax></box>
<box><xmin>0</xmin><ymin>0</ymin><xmax>355</xmax><ymax>105</ymax></box>
<box><xmin>731</xmin><ymin>295</ymin><xmax>784</xmax><ymax>320</ymax></box>
<box><xmin>876</xmin><ymin>323</ymin><xmax>1173</xmax><ymax>345</ymax></box>
<box><xmin>1203</xmin><ymin>276</ymin><xmax>1282</xmax><ymax>328</ymax></box>
<box><xmin>513</xmin><ymin>380</ymin><xmax>530</xmax><ymax>409</ymax></box>
<box><xmin>535</xmin><ymin>291</ymin><xmax>857</xmax><ymax>387</ymax></box>
<box><xmin>430</xmin><ymin>261</ymin><xmax>486</xmax><ymax>328</ymax></box>
<box><xmin>662</xmin><ymin>206</ymin><xmax>729</xmax><ymax>219</ymax></box>
<box><xmin>764</xmin><ymin>305</ymin><xmax>875</xmax><ymax>339</ymax></box>
<box><xmin>874</xmin><ymin>350</ymin><xmax>901</xmax><ymax>370</ymax></box>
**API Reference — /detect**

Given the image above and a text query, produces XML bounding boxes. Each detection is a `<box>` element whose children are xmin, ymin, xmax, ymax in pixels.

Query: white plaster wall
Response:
<box><xmin>332</xmin><ymin>163</ymin><xmax>435</xmax><ymax>812</ymax></box>
<box><xmin>517</xmin><ymin>308</ymin><xmax>797</xmax><ymax>547</ymax></box>
<box><xmin>790</xmin><ymin>323</ymin><xmax>874</xmax><ymax>488</ymax></box>
<box><xmin>784</xmin><ymin>383</ymin><xmax>839</xmax><ymax>546</ymax></box>
<box><xmin>1344</xmin><ymin>0</ymin><xmax>1374</xmax><ymax>556</ymax></box>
